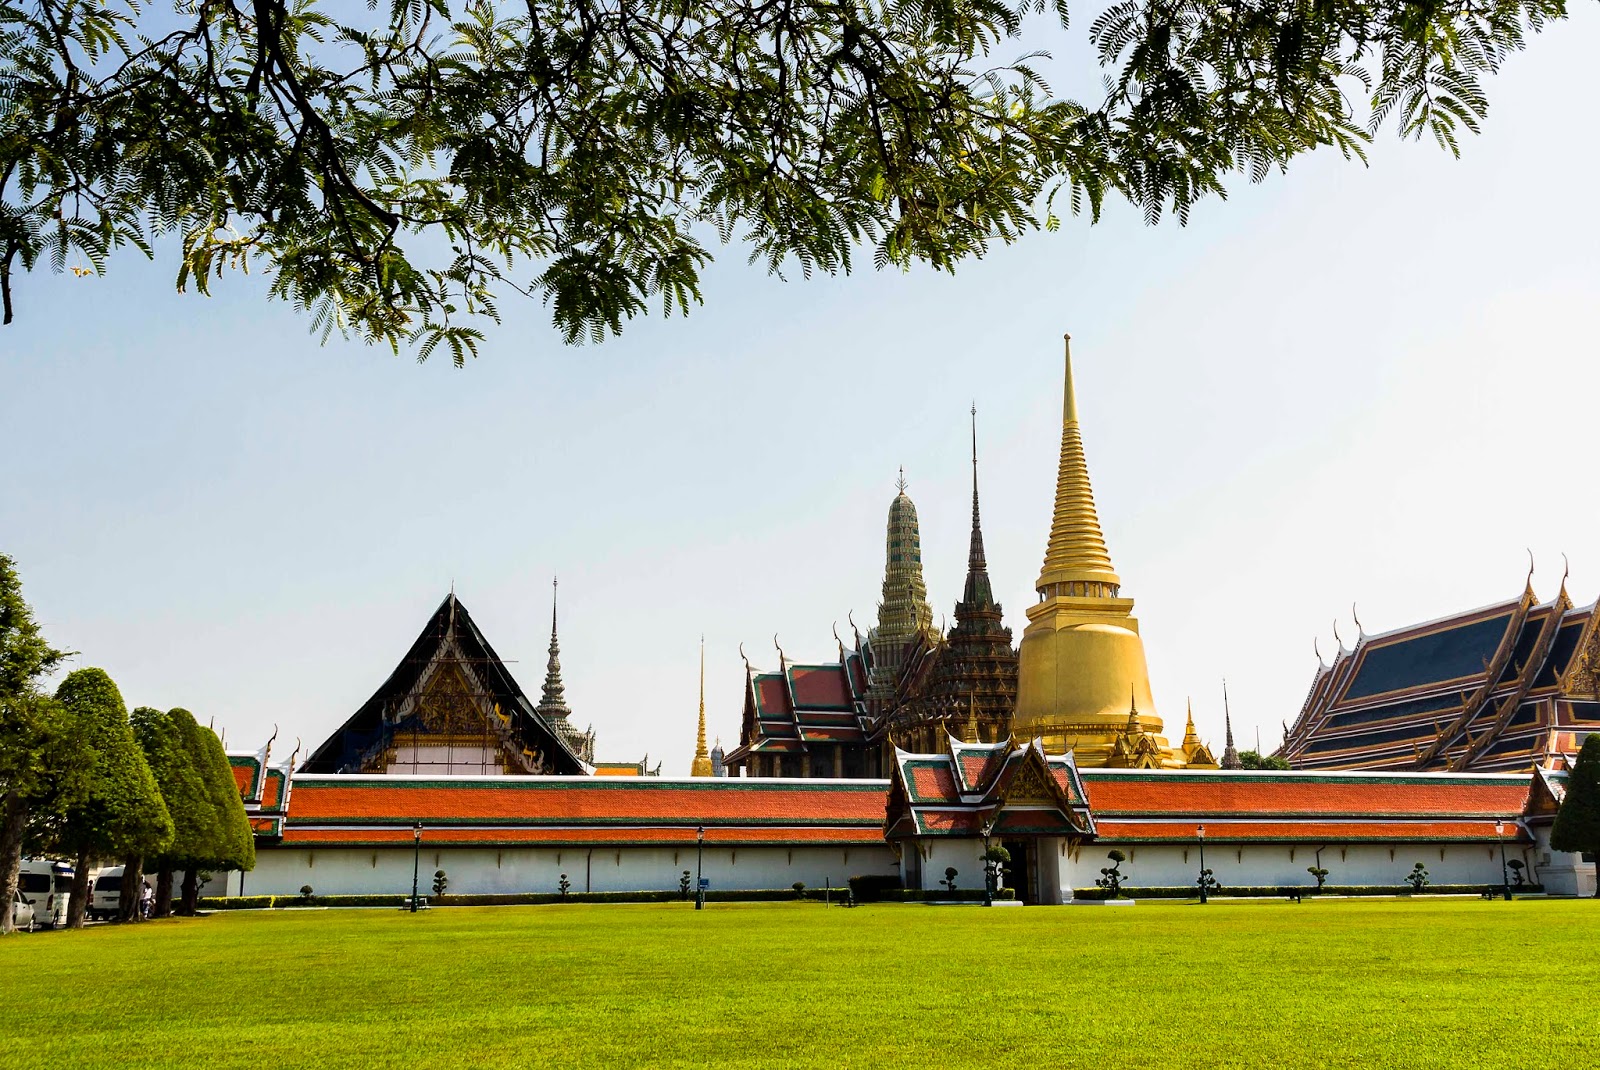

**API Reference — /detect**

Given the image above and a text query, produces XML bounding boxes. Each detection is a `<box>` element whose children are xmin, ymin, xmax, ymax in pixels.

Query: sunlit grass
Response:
<box><xmin>2</xmin><ymin>898</ymin><xmax>1595</xmax><ymax>1069</ymax></box>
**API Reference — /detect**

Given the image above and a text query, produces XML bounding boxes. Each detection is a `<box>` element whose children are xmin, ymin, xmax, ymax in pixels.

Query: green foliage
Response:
<box><xmin>1239</xmin><ymin>751</ymin><xmax>1292</xmax><ymax>770</ymax></box>
<box><xmin>1551</xmin><ymin>734</ymin><xmax>1600</xmax><ymax>860</ymax></box>
<box><xmin>49</xmin><ymin>669</ymin><xmax>173</xmax><ymax>862</ymax></box>
<box><xmin>1405</xmin><ymin>863</ymin><xmax>1430</xmax><ymax>891</ymax></box>
<box><xmin>299</xmin><ymin>885</ymin><xmax>314</xmax><ymax>898</ymax></box>
<box><xmin>132</xmin><ymin>707</ymin><xmax>217</xmax><ymax>874</ymax></box>
<box><xmin>678</xmin><ymin>870</ymin><xmax>690</xmax><ymax>899</ymax></box>
<box><xmin>846</xmin><ymin>874</ymin><xmax>902</xmax><ymax>902</ymax></box>
<box><xmin>941</xmin><ymin>866</ymin><xmax>959</xmax><ymax>894</ymax></box>
<box><xmin>1196</xmin><ymin>867</ymin><xmax>1220</xmax><ymax>895</ymax></box>
<box><xmin>174</xmin><ymin>710</ymin><xmax>255</xmax><ymax>872</ymax></box>
<box><xmin>1506</xmin><ymin>859</ymin><xmax>1525</xmax><ymax>887</ymax></box>
<box><xmin>0</xmin><ymin>554</ymin><xmax>70</xmax><ymax>697</ymax></box>
<box><xmin>0</xmin><ymin>2</ymin><xmax>1569</xmax><ymax>357</ymax></box>
<box><xmin>557</xmin><ymin>873</ymin><xmax>570</xmax><ymax>897</ymax></box>
<box><xmin>1307</xmin><ymin>866</ymin><xmax>1330</xmax><ymax>890</ymax></box>
<box><xmin>1096</xmin><ymin>849</ymin><xmax>1126</xmax><ymax>896</ymax></box>
<box><xmin>433</xmin><ymin>870</ymin><xmax>449</xmax><ymax>896</ymax></box>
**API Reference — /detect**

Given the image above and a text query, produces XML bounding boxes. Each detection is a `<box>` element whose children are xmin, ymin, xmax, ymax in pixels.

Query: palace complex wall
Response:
<box><xmin>205</xmin><ymin>335</ymin><xmax>1596</xmax><ymax>906</ymax></box>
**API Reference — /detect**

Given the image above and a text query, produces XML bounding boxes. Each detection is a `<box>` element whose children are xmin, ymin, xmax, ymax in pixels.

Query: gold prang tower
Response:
<box><xmin>1014</xmin><ymin>336</ymin><xmax>1212</xmax><ymax>768</ymax></box>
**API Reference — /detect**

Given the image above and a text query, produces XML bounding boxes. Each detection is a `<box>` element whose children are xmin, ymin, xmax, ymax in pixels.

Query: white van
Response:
<box><xmin>17</xmin><ymin>858</ymin><xmax>73</xmax><ymax>929</ymax></box>
<box><xmin>88</xmin><ymin>865</ymin><xmax>124</xmax><ymax>921</ymax></box>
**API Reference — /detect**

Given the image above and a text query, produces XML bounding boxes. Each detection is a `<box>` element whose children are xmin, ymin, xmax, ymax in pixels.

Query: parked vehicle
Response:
<box><xmin>18</xmin><ymin>858</ymin><xmax>73</xmax><ymax>929</ymax></box>
<box><xmin>10</xmin><ymin>890</ymin><xmax>35</xmax><ymax>932</ymax></box>
<box><xmin>88</xmin><ymin>866</ymin><xmax>124</xmax><ymax>922</ymax></box>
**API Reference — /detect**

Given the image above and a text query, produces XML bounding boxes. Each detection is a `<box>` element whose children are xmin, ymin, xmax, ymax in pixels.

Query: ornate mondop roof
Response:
<box><xmin>723</xmin><ymin>633</ymin><xmax>874</xmax><ymax>767</ymax></box>
<box><xmin>300</xmin><ymin>592</ymin><xmax>589</xmax><ymax>776</ymax></box>
<box><xmin>1280</xmin><ymin>569</ymin><xmax>1600</xmax><ymax>773</ymax></box>
<box><xmin>1221</xmin><ymin>685</ymin><xmax>1243</xmax><ymax>770</ymax></box>
<box><xmin>535</xmin><ymin>579</ymin><xmax>595</xmax><ymax>766</ymax></box>
<box><xmin>1036</xmin><ymin>336</ymin><xmax>1120</xmax><ymax>595</ymax></box>
<box><xmin>884</xmin><ymin>735</ymin><xmax>1097</xmax><ymax>840</ymax></box>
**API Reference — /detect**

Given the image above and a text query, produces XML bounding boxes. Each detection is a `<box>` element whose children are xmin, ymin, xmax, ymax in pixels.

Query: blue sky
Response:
<box><xmin>4</xmin><ymin>9</ymin><xmax>1598</xmax><ymax>771</ymax></box>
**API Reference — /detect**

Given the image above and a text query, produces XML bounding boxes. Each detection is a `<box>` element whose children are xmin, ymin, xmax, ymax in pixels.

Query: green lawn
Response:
<box><xmin>3</xmin><ymin>898</ymin><xmax>1595</xmax><ymax>1069</ymax></box>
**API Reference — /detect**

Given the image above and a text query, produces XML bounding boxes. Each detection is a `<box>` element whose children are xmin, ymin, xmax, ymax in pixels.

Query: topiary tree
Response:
<box><xmin>1307</xmin><ymin>866</ymin><xmax>1329</xmax><ymax>891</ymax></box>
<box><xmin>131</xmin><ymin>707</ymin><xmax>214</xmax><ymax>919</ymax></box>
<box><xmin>678</xmin><ymin>870</ymin><xmax>691</xmax><ymax>900</ymax></box>
<box><xmin>941</xmin><ymin>867</ymin><xmax>959</xmax><ymax>895</ymax></box>
<box><xmin>982</xmin><ymin>844</ymin><xmax>1011</xmax><ymax>903</ymax></box>
<box><xmin>791</xmin><ymin>881</ymin><xmax>805</xmax><ymax>899</ymax></box>
<box><xmin>1551</xmin><ymin>734</ymin><xmax>1600</xmax><ymax>898</ymax></box>
<box><xmin>558</xmin><ymin>873</ymin><xmax>570</xmax><ymax>898</ymax></box>
<box><xmin>1405</xmin><ymin>863</ymin><xmax>1430</xmax><ymax>892</ymax></box>
<box><xmin>0</xmin><ymin>554</ymin><xmax>83</xmax><ymax>935</ymax></box>
<box><xmin>48</xmin><ymin>669</ymin><xmax>173</xmax><ymax>927</ymax></box>
<box><xmin>300</xmin><ymin>884</ymin><xmax>314</xmax><ymax>899</ymax></box>
<box><xmin>170</xmin><ymin>710</ymin><xmax>255</xmax><ymax>915</ymax></box>
<box><xmin>1096</xmin><ymin>849</ymin><xmax>1127</xmax><ymax>897</ymax></box>
<box><xmin>432</xmin><ymin>870</ymin><xmax>448</xmax><ymax>896</ymax></box>
<box><xmin>1506</xmin><ymin>859</ymin><xmax>1526</xmax><ymax>887</ymax></box>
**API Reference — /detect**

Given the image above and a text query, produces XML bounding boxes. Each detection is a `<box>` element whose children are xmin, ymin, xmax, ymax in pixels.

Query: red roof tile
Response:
<box><xmin>790</xmin><ymin>667</ymin><xmax>849</xmax><ymax>709</ymax></box>
<box><xmin>756</xmin><ymin>676</ymin><xmax>789</xmax><ymax>714</ymax></box>
<box><xmin>1080</xmin><ymin>772</ymin><xmax>1529</xmax><ymax>818</ymax></box>
<box><xmin>282</xmin><ymin>825</ymin><xmax>883</xmax><ymax>847</ymax></box>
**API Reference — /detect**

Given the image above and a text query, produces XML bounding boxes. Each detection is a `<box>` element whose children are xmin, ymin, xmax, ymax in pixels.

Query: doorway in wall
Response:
<box><xmin>1002</xmin><ymin>839</ymin><xmax>1036</xmax><ymax>904</ymax></box>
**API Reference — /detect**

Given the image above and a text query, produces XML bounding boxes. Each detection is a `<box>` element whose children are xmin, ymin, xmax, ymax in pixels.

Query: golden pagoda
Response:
<box><xmin>690</xmin><ymin>637</ymin><xmax>714</xmax><ymax>777</ymax></box>
<box><xmin>1014</xmin><ymin>335</ymin><xmax>1213</xmax><ymax>768</ymax></box>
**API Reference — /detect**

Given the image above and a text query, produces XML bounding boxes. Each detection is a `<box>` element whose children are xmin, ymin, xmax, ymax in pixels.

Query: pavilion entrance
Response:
<box><xmin>1002</xmin><ymin>839</ymin><xmax>1036</xmax><ymax>904</ymax></box>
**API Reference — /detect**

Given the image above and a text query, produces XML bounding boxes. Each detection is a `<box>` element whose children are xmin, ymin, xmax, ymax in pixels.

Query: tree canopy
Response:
<box><xmin>0</xmin><ymin>0</ymin><xmax>1571</xmax><ymax>361</ymax></box>
<box><xmin>175</xmin><ymin>708</ymin><xmax>255</xmax><ymax>873</ymax></box>
<box><xmin>1550</xmin><ymin>734</ymin><xmax>1600</xmax><ymax>873</ymax></box>
<box><xmin>132</xmin><ymin>706</ymin><xmax>218</xmax><ymax>872</ymax></box>
<box><xmin>1238</xmin><ymin>750</ymin><xmax>1291</xmax><ymax>771</ymax></box>
<box><xmin>50</xmin><ymin>668</ymin><xmax>174</xmax><ymax>864</ymax></box>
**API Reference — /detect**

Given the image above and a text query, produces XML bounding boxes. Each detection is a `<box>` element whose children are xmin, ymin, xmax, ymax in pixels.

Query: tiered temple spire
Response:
<box><xmin>1221</xmin><ymin>680</ymin><xmax>1243</xmax><ymax>769</ymax></box>
<box><xmin>1036</xmin><ymin>336</ymin><xmax>1121</xmax><ymax>598</ymax></box>
<box><xmin>691</xmin><ymin>637</ymin><xmax>713</xmax><ymax>777</ymax></box>
<box><xmin>867</xmin><ymin>469</ymin><xmax>936</xmax><ymax>702</ymax></box>
<box><xmin>536</xmin><ymin>578</ymin><xmax>596</xmax><ymax>765</ymax></box>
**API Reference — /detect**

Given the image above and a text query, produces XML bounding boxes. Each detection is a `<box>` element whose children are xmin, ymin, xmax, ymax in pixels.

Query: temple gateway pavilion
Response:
<box><xmin>200</xmin><ymin>336</ymin><xmax>1595</xmax><ymax>904</ymax></box>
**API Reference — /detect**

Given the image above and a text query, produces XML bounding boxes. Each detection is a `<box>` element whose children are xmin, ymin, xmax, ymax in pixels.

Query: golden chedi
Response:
<box><xmin>1014</xmin><ymin>336</ymin><xmax>1211</xmax><ymax>768</ymax></box>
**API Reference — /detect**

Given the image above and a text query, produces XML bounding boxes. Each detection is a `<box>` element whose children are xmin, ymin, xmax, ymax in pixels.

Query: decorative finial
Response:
<box><xmin>1352</xmin><ymin>602</ymin><xmax>1364</xmax><ymax>639</ymax></box>
<box><xmin>1332</xmin><ymin>619</ymin><xmax>1344</xmax><ymax>651</ymax></box>
<box><xmin>1062</xmin><ymin>333</ymin><xmax>1078</xmax><ymax>424</ymax></box>
<box><xmin>896</xmin><ymin>466</ymin><xmax>907</xmax><ymax>494</ymax></box>
<box><xmin>1314</xmin><ymin>637</ymin><xmax>1324</xmax><ymax>665</ymax></box>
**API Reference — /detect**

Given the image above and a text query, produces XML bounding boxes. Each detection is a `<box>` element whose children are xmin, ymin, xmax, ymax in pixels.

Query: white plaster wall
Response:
<box><xmin>1529</xmin><ymin>827</ymin><xmax>1597</xmax><ymax>897</ymax></box>
<box><xmin>1062</xmin><ymin>841</ymin><xmax>1524</xmax><ymax>894</ymax></box>
<box><xmin>904</xmin><ymin>840</ymin><xmax>989</xmax><ymax>893</ymax></box>
<box><xmin>231</xmin><ymin>843</ymin><xmax>899</xmax><ymax>897</ymax></box>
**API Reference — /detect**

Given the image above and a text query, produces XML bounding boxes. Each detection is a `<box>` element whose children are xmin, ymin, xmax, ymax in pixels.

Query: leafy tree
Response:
<box><xmin>173</xmin><ymin>709</ymin><xmax>255</xmax><ymax>915</ymax></box>
<box><xmin>1239</xmin><ymin>750</ymin><xmax>1292</xmax><ymax>771</ymax></box>
<box><xmin>48</xmin><ymin>669</ymin><xmax>173</xmax><ymax>927</ymax></box>
<box><xmin>1551</xmin><ymin>733</ymin><xmax>1600</xmax><ymax>898</ymax></box>
<box><xmin>131</xmin><ymin>707</ymin><xmax>214</xmax><ymax>918</ymax></box>
<box><xmin>433</xmin><ymin>869</ymin><xmax>449</xmax><ymax>896</ymax></box>
<box><xmin>678</xmin><ymin>869</ymin><xmax>691</xmax><ymax>900</ymax></box>
<box><xmin>0</xmin><ymin>0</ymin><xmax>1571</xmax><ymax>360</ymax></box>
<box><xmin>1307</xmin><ymin>865</ymin><xmax>1329</xmax><ymax>891</ymax></box>
<box><xmin>0</xmin><ymin>553</ymin><xmax>81</xmax><ymax>936</ymax></box>
<box><xmin>942</xmin><ymin>867</ymin><xmax>959</xmax><ymax>894</ymax></box>
<box><xmin>1506</xmin><ymin>859</ymin><xmax>1525</xmax><ymax>888</ymax></box>
<box><xmin>558</xmin><ymin>873</ymin><xmax>571</xmax><ymax>897</ymax></box>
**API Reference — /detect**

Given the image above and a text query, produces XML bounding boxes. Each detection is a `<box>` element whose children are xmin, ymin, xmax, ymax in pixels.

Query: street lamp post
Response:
<box><xmin>411</xmin><ymin>822</ymin><xmax>423</xmax><ymax>913</ymax></box>
<box><xmin>695</xmin><ymin>826</ymin><xmax>705</xmax><ymax>911</ymax></box>
<box><xmin>1197</xmin><ymin>825</ymin><xmax>1208</xmax><ymax>904</ymax></box>
<box><xmin>982</xmin><ymin>825</ymin><xmax>994</xmax><ymax>908</ymax></box>
<box><xmin>1495</xmin><ymin>820</ymin><xmax>1510</xmax><ymax>900</ymax></box>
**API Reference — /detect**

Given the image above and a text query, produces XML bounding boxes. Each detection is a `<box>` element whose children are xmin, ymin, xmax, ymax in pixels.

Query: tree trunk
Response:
<box><xmin>118</xmin><ymin>856</ymin><xmax>144</xmax><ymax>922</ymax></box>
<box><xmin>66</xmin><ymin>849</ymin><xmax>90</xmax><ymax>928</ymax></box>
<box><xmin>153</xmin><ymin>867</ymin><xmax>174</xmax><ymax>918</ymax></box>
<box><xmin>0</xmin><ymin>792</ymin><xmax>26</xmax><ymax>936</ymax></box>
<box><xmin>180</xmin><ymin>868</ymin><xmax>199</xmax><ymax>916</ymax></box>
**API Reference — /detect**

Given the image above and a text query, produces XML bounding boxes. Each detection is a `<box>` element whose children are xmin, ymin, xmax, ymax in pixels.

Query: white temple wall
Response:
<box><xmin>1528</xmin><ymin>827</ymin><xmax>1596</xmax><ymax>897</ymax></box>
<box><xmin>1061</xmin><ymin>840</ymin><xmax>1531</xmax><ymax>894</ymax></box>
<box><xmin>228</xmin><ymin>843</ymin><xmax>899</xmax><ymax>897</ymax></box>
<box><xmin>902</xmin><ymin>840</ymin><xmax>990</xmax><ymax>893</ymax></box>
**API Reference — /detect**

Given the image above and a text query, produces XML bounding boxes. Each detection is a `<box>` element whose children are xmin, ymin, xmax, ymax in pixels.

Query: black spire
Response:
<box><xmin>963</xmin><ymin>404</ymin><xmax>994</xmax><ymax>607</ymax></box>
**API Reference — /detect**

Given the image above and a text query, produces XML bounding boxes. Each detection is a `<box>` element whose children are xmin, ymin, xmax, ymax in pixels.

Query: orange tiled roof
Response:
<box><xmin>1080</xmin><ymin>771</ymin><xmax>1530</xmax><ymax>818</ymax></box>
<box><xmin>284</xmin><ymin>776</ymin><xmax>886</xmax><ymax>832</ymax></box>
<box><xmin>282</xmin><ymin>825</ymin><xmax>882</xmax><ymax>847</ymax></box>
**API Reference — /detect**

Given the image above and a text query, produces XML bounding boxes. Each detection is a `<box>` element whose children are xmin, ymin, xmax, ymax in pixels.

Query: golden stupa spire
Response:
<box><xmin>1037</xmin><ymin>333</ymin><xmax>1120</xmax><ymax>596</ymax></box>
<box><xmin>691</xmin><ymin>636</ymin><xmax>713</xmax><ymax>777</ymax></box>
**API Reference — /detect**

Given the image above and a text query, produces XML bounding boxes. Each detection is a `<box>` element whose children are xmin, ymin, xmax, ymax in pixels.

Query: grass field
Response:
<box><xmin>3</xmin><ymin>898</ymin><xmax>1596</xmax><ymax>1069</ymax></box>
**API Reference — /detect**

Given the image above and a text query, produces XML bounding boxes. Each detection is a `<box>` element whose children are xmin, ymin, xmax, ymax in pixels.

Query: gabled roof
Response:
<box><xmin>300</xmin><ymin>593</ymin><xmax>587</xmax><ymax>776</ymax></box>
<box><xmin>726</xmin><ymin>637</ymin><xmax>874</xmax><ymax>765</ymax></box>
<box><xmin>884</xmin><ymin>735</ymin><xmax>1096</xmax><ymax>840</ymax></box>
<box><xmin>1282</xmin><ymin>578</ymin><xmax>1600</xmax><ymax>773</ymax></box>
